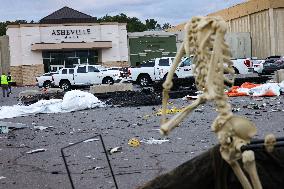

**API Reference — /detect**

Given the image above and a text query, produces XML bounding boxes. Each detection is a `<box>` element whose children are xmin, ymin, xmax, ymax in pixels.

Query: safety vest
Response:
<box><xmin>1</xmin><ymin>75</ymin><xmax>8</xmax><ymax>85</ymax></box>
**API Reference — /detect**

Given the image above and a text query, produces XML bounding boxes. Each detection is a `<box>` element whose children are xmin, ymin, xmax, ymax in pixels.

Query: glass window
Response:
<box><xmin>88</xmin><ymin>56</ymin><xmax>98</xmax><ymax>65</ymax></box>
<box><xmin>77</xmin><ymin>50</ymin><xmax>89</xmax><ymax>57</ymax></box>
<box><xmin>88</xmin><ymin>66</ymin><xmax>100</xmax><ymax>72</ymax></box>
<box><xmin>159</xmin><ymin>59</ymin><xmax>170</xmax><ymax>66</ymax></box>
<box><xmin>77</xmin><ymin>66</ymin><xmax>87</xmax><ymax>73</ymax></box>
<box><xmin>89</xmin><ymin>50</ymin><xmax>98</xmax><ymax>56</ymax></box>
<box><xmin>64</xmin><ymin>51</ymin><xmax>76</xmax><ymax>58</ymax></box>
<box><xmin>50</xmin><ymin>58</ymin><xmax>63</xmax><ymax>65</ymax></box>
<box><xmin>181</xmin><ymin>58</ymin><xmax>192</xmax><ymax>67</ymax></box>
<box><xmin>42</xmin><ymin>52</ymin><xmax>50</xmax><ymax>59</ymax></box>
<box><xmin>141</xmin><ymin>60</ymin><xmax>155</xmax><ymax>67</ymax></box>
<box><xmin>62</xmin><ymin>69</ymin><xmax>67</xmax><ymax>74</ymax></box>
<box><xmin>51</xmin><ymin>52</ymin><xmax>63</xmax><ymax>59</ymax></box>
<box><xmin>65</xmin><ymin>58</ymin><xmax>78</xmax><ymax>68</ymax></box>
<box><xmin>43</xmin><ymin>59</ymin><xmax>50</xmax><ymax>73</ymax></box>
<box><xmin>79</xmin><ymin>57</ymin><xmax>88</xmax><ymax>64</ymax></box>
<box><xmin>69</xmin><ymin>69</ymin><xmax>74</xmax><ymax>74</ymax></box>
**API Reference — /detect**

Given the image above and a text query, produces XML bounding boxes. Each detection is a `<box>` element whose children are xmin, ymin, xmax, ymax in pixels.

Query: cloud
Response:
<box><xmin>0</xmin><ymin>0</ymin><xmax>246</xmax><ymax>25</ymax></box>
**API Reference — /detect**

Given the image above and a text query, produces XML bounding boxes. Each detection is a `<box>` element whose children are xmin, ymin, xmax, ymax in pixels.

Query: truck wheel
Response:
<box><xmin>43</xmin><ymin>81</ymin><xmax>52</xmax><ymax>88</ymax></box>
<box><xmin>138</xmin><ymin>75</ymin><xmax>151</xmax><ymax>87</ymax></box>
<box><xmin>60</xmin><ymin>80</ymin><xmax>71</xmax><ymax>91</ymax></box>
<box><xmin>102</xmin><ymin>77</ymin><xmax>114</xmax><ymax>85</ymax></box>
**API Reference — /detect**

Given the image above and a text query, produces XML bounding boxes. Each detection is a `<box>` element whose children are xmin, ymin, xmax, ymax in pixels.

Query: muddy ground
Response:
<box><xmin>0</xmin><ymin>86</ymin><xmax>284</xmax><ymax>189</ymax></box>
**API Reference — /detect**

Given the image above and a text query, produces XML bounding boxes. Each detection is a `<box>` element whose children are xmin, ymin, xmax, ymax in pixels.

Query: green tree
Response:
<box><xmin>145</xmin><ymin>19</ymin><xmax>158</xmax><ymax>30</ymax></box>
<box><xmin>97</xmin><ymin>13</ymin><xmax>146</xmax><ymax>32</ymax></box>
<box><xmin>162</xmin><ymin>23</ymin><xmax>172</xmax><ymax>30</ymax></box>
<box><xmin>0</xmin><ymin>22</ymin><xmax>7</xmax><ymax>36</ymax></box>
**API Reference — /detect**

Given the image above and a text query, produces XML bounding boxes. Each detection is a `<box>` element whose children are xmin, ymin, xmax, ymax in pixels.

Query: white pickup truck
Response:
<box><xmin>128</xmin><ymin>57</ymin><xmax>193</xmax><ymax>87</ymax></box>
<box><xmin>36</xmin><ymin>72</ymin><xmax>58</xmax><ymax>88</ymax></box>
<box><xmin>52</xmin><ymin>65</ymin><xmax>118</xmax><ymax>90</ymax></box>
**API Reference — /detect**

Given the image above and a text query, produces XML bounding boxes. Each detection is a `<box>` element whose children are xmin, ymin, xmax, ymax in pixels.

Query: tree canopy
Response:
<box><xmin>97</xmin><ymin>13</ymin><xmax>170</xmax><ymax>32</ymax></box>
<box><xmin>0</xmin><ymin>14</ymin><xmax>172</xmax><ymax>36</ymax></box>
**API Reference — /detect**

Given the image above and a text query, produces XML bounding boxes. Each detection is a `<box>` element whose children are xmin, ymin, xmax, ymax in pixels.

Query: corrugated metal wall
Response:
<box><xmin>225</xmin><ymin>33</ymin><xmax>251</xmax><ymax>58</ymax></box>
<box><xmin>230</xmin><ymin>16</ymin><xmax>250</xmax><ymax>33</ymax></box>
<box><xmin>250</xmin><ymin>10</ymin><xmax>271</xmax><ymax>59</ymax></box>
<box><xmin>274</xmin><ymin>8</ymin><xmax>284</xmax><ymax>55</ymax></box>
<box><xmin>228</xmin><ymin>8</ymin><xmax>284</xmax><ymax>59</ymax></box>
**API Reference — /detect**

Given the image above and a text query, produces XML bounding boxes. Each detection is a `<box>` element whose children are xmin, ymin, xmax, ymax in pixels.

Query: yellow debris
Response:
<box><xmin>128</xmin><ymin>138</ymin><xmax>140</xmax><ymax>147</ymax></box>
<box><xmin>155</xmin><ymin>106</ymin><xmax>184</xmax><ymax>116</ymax></box>
<box><xmin>143</xmin><ymin>115</ymin><xmax>151</xmax><ymax>119</ymax></box>
<box><xmin>167</xmin><ymin>101</ymin><xmax>174</xmax><ymax>105</ymax></box>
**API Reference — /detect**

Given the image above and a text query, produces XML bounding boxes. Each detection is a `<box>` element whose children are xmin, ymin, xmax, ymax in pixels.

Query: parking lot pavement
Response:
<box><xmin>0</xmin><ymin>87</ymin><xmax>284</xmax><ymax>189</ymax></box>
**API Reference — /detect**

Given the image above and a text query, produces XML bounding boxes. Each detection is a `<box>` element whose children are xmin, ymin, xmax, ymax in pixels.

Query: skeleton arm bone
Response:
<box><xmin>160</xmin><ymin>95</ymin><xmax>206</xmax><ymax>135</ymax></box>
<box><xmin>162</xmin><ymin>43</ymin><xmax>185</xmax><ymax>91</ymax></box>
<box><xmin>161</xmin><ymin>44</ymin><xmax>186</xmax><ymax>125</ymax></box>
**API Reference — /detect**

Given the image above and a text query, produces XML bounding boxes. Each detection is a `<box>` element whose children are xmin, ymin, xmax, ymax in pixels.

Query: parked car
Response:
<box><xmin>253</xmin><ymin>56</ymin><xmax>281</xmax><ymax>74</ymax></box>
<box><xmin>128</xmin><ymin>57</ymin><xmax>193</xmax><ymax>87</ymax></box>
<box><xmin>52</xmin><ymin>65</ymin><xmax>118</xmax><ymax>90</ymax></box>
<box><xmin>262</xmin><ymin>56</ymin><xmax>284</xmax><ymax>75</ymax></box>
<box><xmin>36</xmin><ymin>72</ymin><xmax>58</xmax><ymax>88</ymax></box>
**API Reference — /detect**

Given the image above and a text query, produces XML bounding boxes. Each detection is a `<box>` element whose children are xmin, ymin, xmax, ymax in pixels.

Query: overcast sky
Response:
<box><xmin>0</xmin><ymin>0</ymin><xmax>245</xmax><ymax>25</ymax></box>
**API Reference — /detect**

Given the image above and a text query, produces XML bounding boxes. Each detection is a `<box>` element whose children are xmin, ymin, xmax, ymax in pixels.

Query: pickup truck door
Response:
<box><xmin>155</xmin><ymin>58</ymin><xmax>171</xmax><ymax>80</ymax></box>
<box><xmin>74</xmin><ymin>65</ymin><xmax>89</xmax><ymax>85</ymax></box>
<box><xmin>87</xmin><ymin>66</ymin><xmax>101</xmax><ymax>84</ymax></box>
<box><xmin>176</xmin><ymin>57</ymin><xmax>193</xmax><ymax>78</ymax></box>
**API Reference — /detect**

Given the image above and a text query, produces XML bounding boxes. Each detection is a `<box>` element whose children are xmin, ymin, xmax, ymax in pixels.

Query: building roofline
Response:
<box><xmin>7</xmin><ymin>22</ymin><xmax>127</xmax><ymax>28</ymax></box>
<box><xmin>40</xmin><ymin>6</ymin><xmax>94</xmax><ymax>21</ymax></box>
<box><xmin>208</xmin><ymin>0</ymin><xmax>284</xmax><ymax>21</ymax></box>
<box><xmin>167</xmin><ymin>0</ymin><xmax>284</xmax><ymax>32</ymax></box>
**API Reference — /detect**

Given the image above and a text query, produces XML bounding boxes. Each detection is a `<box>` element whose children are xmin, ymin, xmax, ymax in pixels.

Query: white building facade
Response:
<box><xmin>6</xmin><ymin>7</ymin><xmax>128</xmax><ymax>85</ymax></box>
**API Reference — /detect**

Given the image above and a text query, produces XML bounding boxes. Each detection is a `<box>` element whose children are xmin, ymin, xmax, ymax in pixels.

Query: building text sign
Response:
<box><xmin>51</xmin><ymin>29</ymin><xmax>91</xmax><ymax>39</ymax></box>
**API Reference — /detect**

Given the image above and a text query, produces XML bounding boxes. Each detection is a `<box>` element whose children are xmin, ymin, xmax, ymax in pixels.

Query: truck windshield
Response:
<box><xmin>182</xmin><ymin>58</ymin><xmax>192</xmax><ymax>66</ymax></box>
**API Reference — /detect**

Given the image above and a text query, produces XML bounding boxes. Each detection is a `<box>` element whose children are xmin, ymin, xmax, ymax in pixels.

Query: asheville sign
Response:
<box><xmin>51</xmin><ymin>29</ymin><xmax>91</xmax><ymax>39</ymax></box>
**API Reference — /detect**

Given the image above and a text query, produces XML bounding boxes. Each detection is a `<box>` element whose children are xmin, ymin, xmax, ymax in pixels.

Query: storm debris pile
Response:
<box><xmin>96</xmin><ymin>89</ymin><xmax>162</xmax><ymax>107</ymax></box>
<box><xmin>19</xmin><ymin>89</ymin><xmax>65</xmax><ymax>105</ymax></box>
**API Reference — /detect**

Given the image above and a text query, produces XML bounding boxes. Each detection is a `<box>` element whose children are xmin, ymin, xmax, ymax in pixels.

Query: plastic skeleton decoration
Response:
<box><xmin>160</xmin><ymin>16</ymin><xmax>263</xmax><ymax>189</ymax></box>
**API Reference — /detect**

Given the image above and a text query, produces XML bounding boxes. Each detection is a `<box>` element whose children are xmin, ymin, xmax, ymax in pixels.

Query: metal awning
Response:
<box><xmin>31</xmin><ymin>41</ymin><xmax>112</xmax><ymax>51</ymax></box>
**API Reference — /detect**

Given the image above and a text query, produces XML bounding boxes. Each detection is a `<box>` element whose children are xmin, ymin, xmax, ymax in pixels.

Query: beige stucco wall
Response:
<box><xmin>6</xmin><ymin>23</ymin><xmax>129</xmax><ymax>67</ymax></box>
<box><xmin>6</xmin><ymin>22</ymin><xmax>129</xmax><ymax>85</ymax></box>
